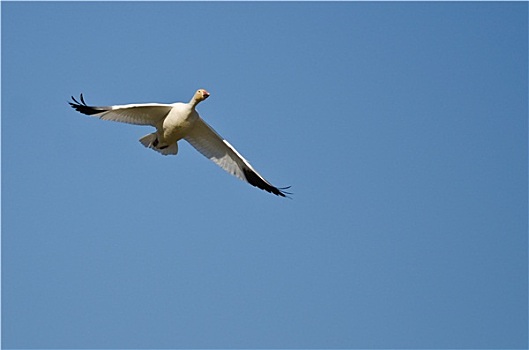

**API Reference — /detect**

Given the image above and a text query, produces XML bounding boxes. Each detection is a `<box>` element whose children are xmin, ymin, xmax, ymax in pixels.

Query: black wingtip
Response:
<box><xmin>277</xmin><ymin>186</ymin><xmax>293</xmax><ymax>198</ymax></box>
<box><xmin>68</xmin><ymin>93</ymin><xmax>106</xmax><ymax>116</ymax></box>
<box><xmin>242</xmin><ymin>168</ymin><xmax>292</xmax><ymax>198</ymax></box>
<box><xmin>70</xmin><ymin>95</ymin><xmax>81</xmax><ymax>105</ymax></box>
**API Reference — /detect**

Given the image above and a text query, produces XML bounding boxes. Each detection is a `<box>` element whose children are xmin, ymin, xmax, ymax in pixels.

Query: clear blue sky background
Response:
<box><xmin>2</xmin><ymin>2</ymin><xmax>527</xmax><ymax>349</ymax></box>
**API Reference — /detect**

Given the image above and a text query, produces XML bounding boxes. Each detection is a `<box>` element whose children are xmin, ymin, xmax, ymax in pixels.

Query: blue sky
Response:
<box><xmin>2</xmin><ymin>2</ymin><xmax>527</xmax><ymax>349</ymax></box>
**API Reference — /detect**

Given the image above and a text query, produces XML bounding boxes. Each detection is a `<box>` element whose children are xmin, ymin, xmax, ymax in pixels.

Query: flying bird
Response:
<box><xmin>69</xmin><ymin>89</ymin><xmax>290</xmax><ymax>197</ymax></box>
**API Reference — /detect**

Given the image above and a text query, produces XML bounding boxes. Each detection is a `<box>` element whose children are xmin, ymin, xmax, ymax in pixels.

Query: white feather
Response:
<box><xmin>90</xmin><ymin>103</ymin><xmax>172</xmax><ymax>126</ymax></box>
<box><xmin>184</xmin><ymin>118</ymin><xmax>272</xmax><ymax>186</ymax></box>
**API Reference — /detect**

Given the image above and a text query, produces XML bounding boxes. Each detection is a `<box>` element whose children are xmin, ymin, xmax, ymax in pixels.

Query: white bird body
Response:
<box><xmin>159</xmin><ymin>102</ymin><xmax>199</xmax><ymax>147</ymax></box>
<box><xmin>69</xmin><ymin>89</ymin><xmax>289</xmax><ymax>197</ymax></box>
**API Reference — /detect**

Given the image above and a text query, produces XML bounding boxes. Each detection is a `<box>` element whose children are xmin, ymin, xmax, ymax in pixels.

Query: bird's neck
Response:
<box><xmin>189</xmin><ymin>97</ymin><xmax>200</xmax><ymax>108</ymax></box>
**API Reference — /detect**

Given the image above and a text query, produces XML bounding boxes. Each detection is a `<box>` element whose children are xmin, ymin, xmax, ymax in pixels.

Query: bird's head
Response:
<box><xmin>194</xmin><ymin>89</ymin><xmax>210</xmax><ymax>103</ymax></box>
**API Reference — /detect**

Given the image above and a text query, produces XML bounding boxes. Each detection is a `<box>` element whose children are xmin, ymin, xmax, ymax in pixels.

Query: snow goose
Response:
<box><xmin>69</xmin><ymin>89</ymin><xmax>290</xmax><ymax>197</ymax></box>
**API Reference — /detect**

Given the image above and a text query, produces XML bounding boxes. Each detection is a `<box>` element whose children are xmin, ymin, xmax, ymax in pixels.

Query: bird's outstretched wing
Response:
<box><xmin>185</xmin><ymin>118</ymin><xmax>290</xmax><ymax>197</ymax></box>
<box><xmin>69</xmin><ymin>94</ymin><xmax>172</xmax><ymax>126</ymax></box>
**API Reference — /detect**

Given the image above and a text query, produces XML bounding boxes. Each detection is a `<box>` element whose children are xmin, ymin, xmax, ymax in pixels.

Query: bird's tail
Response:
<box><xmin>139</xmin><ymin>133</ymin><xmax>178</xmax><ymax>156</ymax></box>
